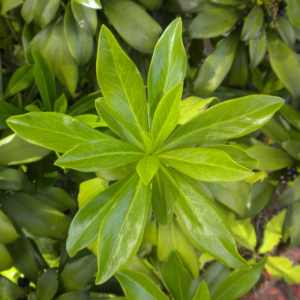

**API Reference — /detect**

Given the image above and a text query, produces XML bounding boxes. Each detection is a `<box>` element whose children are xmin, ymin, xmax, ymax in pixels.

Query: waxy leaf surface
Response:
<box><xmin>136</xmin><ymin>155</ymin><xmax>160</xmax><ymax>185</ymax></box>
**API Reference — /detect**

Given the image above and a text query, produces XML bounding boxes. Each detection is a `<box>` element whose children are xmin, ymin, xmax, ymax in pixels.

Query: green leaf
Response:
<box><xmin>241</xmin><ymin>5</ymin><xmax>263</xmax><ymax>41</ymax></box>
<box><xmin>36</xmin><ymin>269</ymin><xmax>58</xmax><ymax>300</ymax></box>
<box><xmin>287</xmin><ymin>0</ymin><xmax>300</xmax><ymax>27</ymax></box>
<box><xmin>3</xmin><ymin>65</ymin><xmax>35</xmax><ymax>99</ymax></box>
<box><xmin>259</xmin><ymin>210</ymin><xmax>286</xmax><ymax>254</ymax></box>
<box><xmin>267</xmin><ymin>32</ymin><xmax>300</xmax><ymax>99</ymax></box>
<box><xmin>246</xmin><ymin>146</ymin><xmax>292</xmax><ymax>171</ymax></box>
<box><xmin>192</xmin><ymin>281</ymin><xmax>210</xmax><ymax>300</ymax></box>
<box><xmin>96</xmin><ymin>173</ymin><xmax>150</xmax><ymax>284</ymax></box>
<box><xmin>160</xmin><ymin>165</ymin><xmax>250</xmax><ymax>270</ymax></box>
<box><xmin>0</xmin><ymin>275</ymin><xmax>26</xmax><ymax>299</ymax></box>
<box><xmin>279</xmin><ymin>176</ymin><xmax>300</xmax><ymax>205</ymax></box>
<box><xmin>74</xmin><ymin>0</ymin><xmax>102</xmax><ymax>9</ymax></box>
<box><xmin>280</xmin><ymin>103</ymin><xmax>300</xmax><ymax>131</ymax></box>
<box><xmin>21</xmin><ymin>0</ymin><xmax>35</xmax><ymax>23</ymax></box>
<box><xmin>194</xmin><ymin>30</ymin><xmax>239</xmax><ymax>97</ymax></box>
<box><xmin>148</xmin><ymin>18</ymin><xmax>186</xmax><ymax>120</ymax></box>
<box><xmin>32</xmin><ymin>0</ymin><xmax>60</xmax><ymax>28</ymax></box>
<box><xmin>160</xmin><ymin>95</ymin><xmax>284</xmax><ymax>151</ymax></box>
<box><xmin>0</xmin><ymin>244</ymin><xmax>14</xmax><ymax>272</ymax></box>
<box><xmin>0</xmin><ymin>167</ymin><xmax>27</xmax><ymax>191</ymax></box>
<box><xmin>158</xmin><ymin>148</ymin><xmax>253</xmax><ymax>183</ymax></box>
<box><xmin>151</xmin><ymin>83</ymin><xmax>183</xmax><ymax>152</ymax></box>
<box><xmin>53</xmin><ymin>291</ymin><xmax>90</xmax><ymax>300</ymax></box>
<box><xmin>32</xmin><ymin>48</ymin><xmax>56</xmax><ymax>111</ymax></box>
<box><xmin>282</xmin><ymin>141</ymin><xmax>300</xmax><ymax>160</ymax></box>
<box><xmin>54</xmin><ymin>94</ymin><xmax>68</xmax><ymax>114</ymax></box>
<box><xmin>161</xmin><ymin>252</ymin><xmax>192</xmax><ymax>300</ymax></box>
<box><xmin>136</xmin><ymin>155</ymin><xmax>160</xmax><ymax>185</ymax></box>
<box><xmin>0</xmin><ymin>209</ymin><xmax>20</xmax><ymax>244</ymax></box>
<box><xmin>102</xmin><ymin>0</ymin><xmax>162</xmax><ymax>53</ymax></box>
<box><xmin>7</xmin><ymin>112</ymin><xmax>110</xmax><ymax>153</ymax></box>
<box><xmin>137</xmin><ymin>0</ymin><xmax>163</xmax><ymax>9</ymax></box>
<box><xmin>56</xmin><ymin>139</ymin><xmax>144</xmax><ymax>172</ymax></box>
<box><xmin>211</xmin><ymin>256</ymin><xmax>267</xmax><ymax>300</ymax></box>
<box><xmin>0</xmin><ymin>134</ymin><xmax>50</xmax><ymax>166</ymax></box>
<box><xmin>277</xmin><ymin>16</ymin><xmax>295</xmax><ymax>49</ymax></box>
<box><xmin>289</xmin><ymin>202</ymin><xmax>300</xmax><ymax>248</ymax></box>
<box><xmin>97</xmin><ymin>26</ymin><xmax>148</xmax><ymax>150</ymax></box>
<box><xmin>116</xmin><ymin>269</ymin><xmax>169</xmax><ymax>300</ymax></box>
<box><xmin>249</xmin><ymin>26</ymin><xmax>267</xmax><ymax>68</ymax></box>
<box><xmin>0</xmin><ymin>100</ymin><xmax>23</xmax><ymax>130</ymax></box>
<box><xmin>1</xmin><ymin>0</ymin><xmax>22</xmax><ymax>14</ymax></box>
<box><xmin>189</xmin><ymin>8</ymin><xmax>240</xmax><ymax>38</ymax></box>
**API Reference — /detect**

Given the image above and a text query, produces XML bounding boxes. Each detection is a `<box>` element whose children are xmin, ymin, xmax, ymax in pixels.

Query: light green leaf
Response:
<box><xmin>74</xmin><ymin>0</ymin><xmax>102</xmax><ymax>9</ymax></box>
<box><xmin>241</xmin><ymin>5</ymin><xmax>264</xmax><ymax>41</ymax></box>
<box><xmin>0</xmin><ymin>209</ymin><xmax>20</xmax><ymax>244</ymax></box>
<box><xmin>280</xmin><ymin>103</ymin><xmax>300</xmax><ymax>131</ymax></box>
<box><xmin>36</xmin><ymin>269</ymin><xmax>58</xmax><ymax>300</ymax></box>
<box><xmin>1</xmin><ymin>0</ymin><xmax>22</xmax><ymax>14</ymax></box>
<box><xmin>160</xmin><ymin>95</ymin><xmax>284</xmax><ymax>151</ymax></box>
<box><xmin>148</xmin><ymin>18</ymin><xmax>186</xmax><ymax>120</ymax></box>
<box><xmin>289</xmin><ymin>202</ymin><xmax>300</xmax><ymax>248</ymax></box>
<box><xmin>136</xmin><ymin>155</ymin><xmax>160</xmax><ymax>185</ymax></box>
<box><xmin>259</xmin><ymin>210</ymin><xmax>286</xmax><ymax>254</ymax></box>
<box><xmin>116</xmin><ymin>269</ymin><xmax>169</xmax><ymax>300</ymax></box>
<box><xmin>151</xmin><ymin>83</ymin><xmax>183</xmax><ymax>151</ymax></box>
<box><xmin>0</xmin><ymin>100</ymin><xmax>23</xmax><ymax>130</ymax></box>
<box><xmin>288</xmin><ymin>0</ymin><xmax>300</xmax><ymax>27</ymax></box>
<box><xmin>158</xmin><ymin>148</ymin><xmax>253</xmax><ymax>183</ymax></box>
<box><xmin>249</xmin><ymin>26</ymin><xmax>267</xmax><ymax>68</ymax></box>
<box><xmin>54</xmin><ymin>94</ymin><xmax>68</xmax><ymax>114</ymax></box>
<box><xmin>192</xmin><ymin>281</ymin><xmax>210</xmax><ymax>300</ymax></box>
<box><xmin>21</xmin><ymin>0</ymin><xmax>35</xmax><ymax>23</ymax></box>
<box><xmin>189</xmin><ymin>8</ymin><xmax>240</xmax><ymax>38</ymax></box>
<box><xmin>282</xmin><ymin>141</ymin><xmax>300</xmax><ymax>160</ymax></box>
<box><xmin>7</xmin><ymin>112</ymin><xmax>110</xmax><ymax>153</ymax></box>
<box><xmin>32</xmin><ymin>0</ymin><xmax>60</xmax><ymax>27</ymax></box>
<box><xmin>96</xmin><ymin>174</ymin><xmax>150</xmax><ymax>284</ymax></box>
<box><xmin>97</xmin><ymin>26</ymin><xmax>148</xmax><ymax>150</ymax></box>
<box><xmin>0</xmin><ymin>244</ymin><xmax>13</xmax><ymax>272</ymax></box>
<box><xmin>160</xmin><ymin>165</ymin><xmax>250</xmax><ymax>270</ymax></box>
<box><xmin>277</xmin><ymin>16</ymin><xmax>295</xmax><ymax>48</ymax></box>
<box><xmin>194</xmin><ymin>31</ymin><xmax>239</xmax><ymax>97</ymax></box>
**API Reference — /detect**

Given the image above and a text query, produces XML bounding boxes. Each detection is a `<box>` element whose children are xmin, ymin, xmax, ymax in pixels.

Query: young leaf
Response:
<box><xmin>241</xmin><ymin>5</ymin><xmax>264</xmax><ymax>41</ymax></box>
<box><xmin>160</xmin><ymin>95</ymin><xmax>284</xmax><ymax>151</ymax></box>
<box><xmin>160</xmin><ymin>165</ymin><xmax>250</xmax><ymax>270</ymax></box>
<box><xmin>55</xmin><ymin>139</ymin><xmax>145</xmax><ymax>172</ymax></box>
<box><xmin>151</xmin><ymin>83</ymin><xmax>183</xmax><ymax>152</ymax></box>
<box><xmin>116</xmin><ymin>269</ymin><xmax>169</xmax><ymax>300</ymax></box>
<box><xmin>148</xmin><ymin>18</ymin><xmax>186</xmax><ymax>120</ymax></box>
<box><xmin>192</xmin><ymin>281</ymin><xmax>210</xmax><ymax>300</ymax></box>
<box><xmin>54</xmin><ymin>94</ymin><xmax>68</xmax><ymax>114</ymax></box>
<box><xmin>158</xmin><ymin>148</ymin><xmax>253</xmax><ymax>183</ymax></box>
<box><xmin>97</xmin><ymin>26</ymin><xmax>148</xmax><ymax>150</ymax></box>
<box><xmin>7</xmin><ymin>112</ymin><xmax>111</xmax><ymax>153</ymax></box>
<box><xmin>96</xmin><ymin>174</ymin><xmax>150</xmax><ymax>284</ymax></box>
<box><xmin>136</xmin><ymin>155</ymin><xmax>160</xmax><ymax>185</ymax></box>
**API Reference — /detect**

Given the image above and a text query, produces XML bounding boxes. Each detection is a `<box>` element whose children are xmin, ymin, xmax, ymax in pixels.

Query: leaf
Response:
<box><xmin>0</xmin><ymin>134</ymin><xmax>50</xmax><ymax>166</ymax></box>
<box><xmin>160</xmin><ymin>165</ymin><xmax>250</xmax><ymax>270</ymax></box>
<box><xmin>32</xmin><ymin>0</ymin><xmax>60</xmax><ymax>28</ymax></box>
<box><xmin>1</xmin><ymin>0</ymin><xmax>22</xmax><ymax>14</ymax></box>
<box><xmin>267</xmin><ymin>32</ymin><xmax>300</xmax><ymax>99</ymax></box>
<box><xmin>211</xmin><ymin>256</ymin><xmax>267</xmax><ymax>300</ymax></box>
<box><xmin>74</xmin><ymin>0</ymin><xmax>102</xmax><ymax>9</ymax></box>
<box><xmin>194</xmin><ymin>30</ymin><xmax>239</xmax><ymax>97</ymax></box>
<box><xmin>56</xmin><ymin>139</ymin><xmax>144</xmax><ymax>172</ymax></box>
<box><xmin>241</xmin><ymin>5</ymin><xmax>264</xmax><ymax>41</ymax></box>
<box><xmin>158</xmin><ymin>148</ymin><xmax>253</xmax><ymax>183</ymax></box>
<box><xmin>53</xmin><ymin>291</ymin><xmax>90</xmax><ymax>300</ymax></box>
<box><xmin>249</xmin><ymin>26</ymin><xmax>267</xmax><ymax>68</ymax></box>
<box><xmin>137</xmin><ymin>0</ymin><xmax>163</xmax><ymax>9</ymax></box>
<box><xmin>246</xmin><ymin>146</ymin><xmax>292</xmax><ymax>171</ymax></box>
<box><xmin>0</xmin><ymin>209</ymin><xmax>20</xmax><ymax>244</ymax></box>
<box><xmin>136</xmin><ymin>155</ymin><xmax>160</xmax><ymax>185</ymax></box>
<box><xmin>0</xmin><ymin>100</ymin><xmax>23</xmax><ymax>130</ymax></box>
<box><xmin>3</xmin><ymin>65</ymin><xmax>35</xmax><ymax>99</ymax></box>
<box><xmin>157</xmin><ymin>217</ymin><xmax>199</xmax><ymax>279</ymax></box>
<box><xmin>282</xmin><ymin>141</ymin><xmax>300</xmax><ymax>160</ymax></box>
<box><xmin>259</xmin><ymin>210</ymin><xmax>286</xmax><ymax>254</ymax></box>
<box><xmin>116</xmin><ymin>269</ymin><xmax>169</xmax><ymax>300</ymax></box>
<box><xmin>160</xmin><ymin>95</ymin><xmax>284</xmax><ymax>151</ymax></box>
<box><xmin>54</xmin><ymin>94</ymin><xmax>68</xmax><ymax>114</ymax></box>
<box><xmin>161</xmin><ymin>252</ymin><xmax>192</xmax><ymax>300</ymax></box>
<box><xmin>277</xmin><ymin>16</ymin><xmax>295</xmax><ymax>49</ymax></box>
<box><xmin>96</xmin><ymin>173</ymin><xmax>150</xmax><ymax>284</ymax></box>
<box><xmin>0</xmin><ymin>244</ymin><xmax>14</xmax><ymax>272</ymax></box>
<box><xmin>188</xmin><ymin>8</ymin><xmax>240</xmax><ymax>38</ymax></box>
<box><xmin>32</xmin><ymin>48</ymin><xmax>56</xmax><ymax>112</ymax></box>
<box><xmin>148</xmin><ymin>18</ymin><xmax>186</xmax><ymax>120</ymax></box>
<box><xmin>289</xmin><ymin>202</ymin><xmax>300</xmax><ymax>248</ymax></box>
<box><xmin>230</xmin><ymin>219</ymin><xmax>257</xmax><ymax>251</ymax></box>
<box><xmin>36</xmin><ymin>269</ymin><xmax>58</xmax><ymax>300</ymax></box>
<box><xmin>0</xmin><ymin>275</ymin><xmax>26</xmax><ymax>299</ymax></box>
<box><xmin>287</xmin><ymin>0</ymin><xmax>300</xmax><ymax>27</ymax></box>
<box><xmin>97</xmin><ymin>26</ymin><xmax>148</xmax><ymax>150</ymax></box>
<box><xmin>7</xmin><ymin>112</ymin><xmax>111</xmax><ymax>153</ymax></box>
<box><xmin>102</xmin><ymin>0</ymin><xmax>162</xmax><ymax>53</ymax></box>
<box><xmin>192</xmin><ymin>281</ymin><xmax>210</xmax><ymax>300</ymax></box>
<box><xmin>21</xmin><ymin>0</ymin><xmax>35</xmax><ymax>23</ymax></box>
<box><xmin>0</xmin><ymin>167</ymin><xmax>27</xmax><ymax>191</ymax></box>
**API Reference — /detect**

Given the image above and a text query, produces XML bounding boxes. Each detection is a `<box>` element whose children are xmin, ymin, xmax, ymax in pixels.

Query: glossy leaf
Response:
<box><xmin>0</xmin><ymin>210</ymin><xmax>20</xmax><ymax>244</ymax></box>
<box><xmin>32</xmin><ymin>0</ymin><xmax>60</xmax><ymax>27</ymax></box>
<box><xmin>160</xmin><ymin>165</ymin><xmax>250</xmax><ymax>270</ymax></box>
<box><xmin>282</xmin><ymin>141</ymin><xmax>300</xmax><ymax>160</ymax></box>
<box><xmin>277</xmin><ymin>16</ymin><xmax>295</xmax><ymax>48</ymax></box>
<box><xmin>136</xmin><ymin>155</ymin><xmax>160</xmax><ymax>185</ymax></box>
<box><xmin>280</xmin><ymin>103</ymin><xmax>300</xmax><ymax>131</ymax></box>
<box><xmin>36</xmin><ymin>269</ymin><xmax>58</xmax><ymax>300</ymax></box>
<box><xmin>241</xmin><ymin>5</ymin><xmax>264</xmax><ymax>41</ymax></box>
<box><xmin>288</xmin><ymin>0</ymin><xmax>300</xmax><ymax>27</ymax></box>
<box><xmin>7</xmin><ymin>112</ymin><xmax>110</xmax><ymax>153</ymax></box>
<box><xmin>0</xmin><ymin>98</ymin><xmax>23</xmax><ymax>130</ymax></box>
<box><xmin>160</xmin><ymin>95</ymin><xmax>284</xmax><ymax>151</ymax></box>
<box><xmin>249</xmin><ymin>26</ymin><xmax>267</xmax><ymax>68</ymax></box>
<box><xmin>148</xmin><ymin>18</ymin><xmax>186</xmax><ymax>120</ymax></box>
<box><xmin>189</xmin><ymin>8</ymin><xmax>240</xmax><ymax>38</ymax></box>
<box><xmin>158</xmin><ymin>148</ymin><xmax>253</xmax><ymax>182</ymax></box>
<box><xmin>116</xmin><ymin>269</ymin><xmax>169</xmax><ymax>300</ymax></box>
<box><xmin>0</xmin><ymin>167</ymin><xmax>27</xmax><ymax>191</ymax></box>
<box><xmin>74</xmin><ymin>0</ymin><xmax>102</xmax><ymax>9</ymax></box>
<box><xmin>192</xmin><ymin>281</ymin><xmax>210</xmax><ymax>300</ymax></box>
<box><xmin>97</xmin><ymin>26</ymin><xmax>148</xmax><ymax>149</ymax></box>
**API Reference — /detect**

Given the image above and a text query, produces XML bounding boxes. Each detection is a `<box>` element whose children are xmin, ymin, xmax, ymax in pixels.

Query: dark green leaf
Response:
<box><xmin>0</xmin><ymin>209</ymin><xmax>20</xmax><ymax>244</ymax></box>
<box><xmin>36</xmin><ymin>268</ymin><xmax>58</xmax><ymax>300</ymax></box>
<box><xmin>279</xmin><ymin>176</ymin><xmax>300</xmax><ymax>205</ymax></box>
<box><xmin>0</xmin><ymin>243</ymin><xmax>13</xmax><ymax>271</ymax></box>
<box><xmin>0</xmin><ymin>275</ymin><xmax>25</xmax><ymax>299</ymax></box>
<box><xmin>0</xmin><ymin>167</ymin><xmax>27</xmax><ymax>191</ymax></box>
<box><xmin>289</xmin><ymin>202</ymin><xmax>300</xmax><ymax>248</ymax></box>
<box><xmin>280</xmin><ymin>103</ymin><xmax>300</xmax><ymax>131</ymax></box>
<box><xmin>0</xmin><ymin>100</ymin><xmax>23</xmax><ymax>130</ymax></box>
<box><xmin>277</xmin><ymin>16</ymin><xmax>295</xmax><ymax>48</ymax></box>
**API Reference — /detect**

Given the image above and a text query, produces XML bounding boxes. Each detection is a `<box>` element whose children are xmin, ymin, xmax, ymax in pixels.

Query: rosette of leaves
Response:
<box><xmin>7</xmin><ymin>18</ymin><xmax>283</xmax><ymax>285</ymax></box>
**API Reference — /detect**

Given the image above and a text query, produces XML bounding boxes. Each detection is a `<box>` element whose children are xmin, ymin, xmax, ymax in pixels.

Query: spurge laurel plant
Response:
<box><xmin>7</xmin><ymin>18</ymin><xmax>284</xmax><ymax>286</ymax></box>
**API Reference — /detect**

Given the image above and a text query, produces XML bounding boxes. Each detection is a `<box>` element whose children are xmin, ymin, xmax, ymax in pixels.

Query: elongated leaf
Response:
<box><xmin>279</xmin><ymin>176</ymin><xmax>300</xmax><ymax>205</ymax></box>
<box><xmin>32</xmin><ymin>48</ymin><xmax>56</xmax><ymax>111</ymax></box>
<box><xmin>0</xmin><ymin>167</ymin><xmax>27</xmax><ymax>191</ymax></box>
<box><xmin>136</xmin><ymin>155</ymin><xmax>160</xmax><ymax>185</ymax></box>
<box><xmin>1</xmin><ymin>0</ymin><xmax>22</xmax><ymax>14</ymax></box>
<box><xmin>249</xmin><ymin>26</ymin><xmax>267</xmax><ymax>68</ymax></box>
<box><xmin>194</xmin><ymin>31</ymin><xmax>239</xmax><ymax>97</ymax></box>
<box><xmin>192</xmin><ymin>281</ymin><xmax>210</xmax><ymax>300</ymax></box>
<box><xmin>189</xmin><ymin>8</ymin><xmax>240</xmax><ymax>38</ymax></box>
<box><xmin>54</xmin><ymin>94</ymin><xmax>68</xmax><ymax>114</ymax></box>
<box><xmin>241</xmin><ymin>5</ymin><xmax>263</xmax><ymax>41</ymax></box>
<box><xmin>96</xmin><ymin>174</ymin><xmax>150</xmax><ymax>283</ymax></box>
<box><xmin>267</xmin><ymin>32</ymin><xmax>300</xmax><ymax>99</ymax></box>
<box><xmin>288</xmin><ymin>0</ymin><xmax>300</xmax><ymax>27</ymax></box>
<box><xmin>66</xmin><ymin>172</ymin><xmax>136</xmax><ymax>257</ymax></box>
<box><xmin>0</xmin><ymin>244</ymin><xmax>13</xmax><ymax>272</ymax></box>
<box><xmin>160</xmin><ymin>95</ymin><xmax>284</xmax><ymax>151</ymax></box>
<box><xmin>74</xmin><ymin>0</ymin><xmax>102</xmax><ymax>9</ymax></box>
<box><xmin>282</xmin><ymin>141</ymin><xmax>300</xmax><ymax>160</ymax></box>
<box><xmin>7</xmin><ymin>112</ymin><xmax>111</xmax><ymax>153</ymax></box>
<box><xmin>0</xmin><ymin>210</ymin><xmax>20</xmax><ymax>244</ymax></box>
<box><xmin>56</xmin><ymin>139</ymin><xmax>145</xmax><ymax>172</ymax></box>
<box><xmin>21</xmin><ymin>0</ymin><xmax>34</xmax><ymax>23</ymax></box>
<box><xmin>116</xmin><ymin>269</ymin><xmax>168</xmax><ymax>300</ymax></box>
<box><xmin>0</xmin><ymin>100</ymin><xmax>23</xmax><ymax>130</ymax></box>
<box><xmin>36</xmin><ymin>269</ymin><xmax>58</xmax><ymax>300</ymax></box>
<box><xmin>158</xmin><ymin>148</ymin><xmax>253</xmax><ymax>182</ymax></box>
<box><xmin>161</xmin><ymin>252</ymin><xmax>192</xmax><ymax>300</ymax></box>
<box><xmin>151</xmin><ymin>83</ymin><xmax>183</xmax><ymax>151</ymax></box>
<box><xmin>280</xmin><ymin>103</ymin><xmax>300</xmax><ymax>130</ymax></box>
<box><xmin>32</xmin><ymin>0</ymin><xmax>60</xmax><ymax>28</ymax></box>
<box><xmin>148</xmin><ymin>18</ymin><xmax>186</xmax><ymax>120</ymax></box>
<box><xmin>277</xmin><ymin>16</ymin><xmax>295</xmax><ymax>49</ymax></box>
<box><xmin>160</xmin><ymin>165</ymin><xmax>250</xmax><ymax>270</ymax></box>
<box><xmin>97</xmin><ymin>26</ymin><xmax>148</xmax><ymax>150</ymax></box>
<box><xmin>289</xmin><ymin>202</ymin><xmax>300</xmax><ymax>248</ymax></box>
